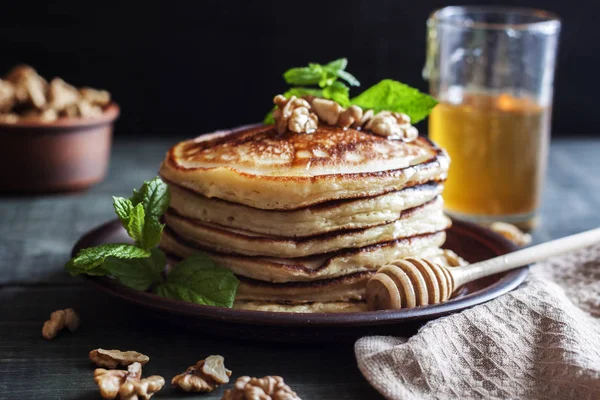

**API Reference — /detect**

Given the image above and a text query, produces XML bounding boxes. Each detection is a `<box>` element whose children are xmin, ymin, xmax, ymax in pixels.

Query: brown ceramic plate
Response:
<box><xmin>73</xmin><ymin>219</ymin><xmax>528</xmax><ymax>342</ymax></box>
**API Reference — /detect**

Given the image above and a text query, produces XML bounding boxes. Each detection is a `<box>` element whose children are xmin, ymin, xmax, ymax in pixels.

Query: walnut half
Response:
<box><xmin>94</xmin><ymin>362</ymin><xmax>164</xmax><ymax>400</ymax></box>
<box><xmin>364</xmin><ymin>111</ymin><xmax>418</xmax><ymax>142</ymax></box>
<box><xmin>172</xmin><ymin>355</ymin><xmax>232</xmax><ymax>393</ymax></box>
<box><xmin>42</xmin><ymin>308</ymin><xmax>80</xmax><ymax>340</ymax></box>
<box><xmin>90</xmin><ymin>349</ymin><xmax>150</xmax><ymax>369</ymax></box>
<box><xmin>221</xmin><ymin>375</ymin><xmax>301</xmax><ymax>400</ymax></box>
<box><xmin>272</xmin><ymin>95</ymin><xmax>318</xmax><ymax>134</ymax></box>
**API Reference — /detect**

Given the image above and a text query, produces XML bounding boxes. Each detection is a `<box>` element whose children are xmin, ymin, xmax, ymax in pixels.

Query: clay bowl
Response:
<box><xmin>0</xmin><ymin>103</ymin><xmax>120</xmax><ymax>193</ymax></box>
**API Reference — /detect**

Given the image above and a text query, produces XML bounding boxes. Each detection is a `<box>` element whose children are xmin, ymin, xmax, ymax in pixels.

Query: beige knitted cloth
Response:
<box><xmin>355</xmin><ymin>244</ymin><xmax>600</xmax><ymax>400</ymax></box>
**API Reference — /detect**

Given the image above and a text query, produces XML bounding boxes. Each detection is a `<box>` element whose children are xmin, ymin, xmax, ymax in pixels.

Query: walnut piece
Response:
<box><xmin>0</xmin><ymin>113</ymin><xmax>18</xmax><ymax>124</ymax></box>
<box><xmin>80</xmin><ymin>87</ymin><xmax>111</xmax><ymax>107</ymax></box>
<box><xmin>172</xmin><ymin>355</ymin><xmax>232</xmax><ymax>393</ymax></box>
<box><xmin>338</xmin><ymin>105</ymin><xmax>362</xmax><ymax>128</ymax></box>
<box><xmin>270</xmin><ymin>94</ymin><xmax>420</xmax><ymax>142</ymax></box>
<box><xmin>443</xmin><ymin>249</ymin><xmax>468</xmax><ymax>267</ymax></box>
<box><xmin>221</xmin><ymin>376</ymin><xmax>301</xmax><ymax>400</ymax></box>
<box><xmin>272</xmin><ymin>95</ymin><xmax>318</xmax><ymax>134</ymax></box>
<box><xmin>365</xmin><ymin>111</ymin><xmax>418</xmax><ymax>142</ymax></box>
<box><xmin>490</xmin><ymin>222</ymin><xmax>532</xmax><ymax>247</ymax></box>
<box><xmin>90</xmin><ymin>349</ymin><xmax>150</xmax><ymax>369</ymax></box>
<box><xmin>21</xmin><ymin>109</ymin><xmax>58</xmax><ymax>122</ymax></box>
<box><xmin>42</xmin><ymin>308</ymin><xmax>80</xmax><ymax>340</ymax></box>
<box><xmin>95</xmin><ymin>362</ymin><xmax>164</xmax><ymax>400</ymax></box>
<box><xmin>5</xmin><ymin>64</ymin><xmax>47</xmax><ymax>109</ymax></box>
<box><xmin>0</xmin><ymin>64</ymin><xmax>111</xmax><ymax>122</ymax></box>
<box><xmin>47</xmin><ymin>78</ymin><xmax>80</xmax><ymax>111</ymax></box>
<box><xmin>311</xmin><ymin>98</ymin><xmax>343</xmax><ymax>125</ymax></box>
<box><xmin>0</xmin><ymin>79</ymin><xmax>15</xmax><ymax>113</ymax></box>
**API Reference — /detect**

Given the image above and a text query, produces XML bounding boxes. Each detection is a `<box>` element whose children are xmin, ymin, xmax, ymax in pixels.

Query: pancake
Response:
<box><xmin>161</xmin><ymin>229</ymin><xmax>448</xmax><ymax>282</ymax></box>
<box><xmin>164</xmin><ymin>197</ymin><xmax>450</xmax><ymax>257</ymax></box>
<box><xmin>232</xmin><ymin>300</ymin><xmax>368</xmax><ymax>313</ymax></box>
<box><xmin>233</xmin><ymin>249</ymin><xmax>463</xmax><ymax>306</ymax></box>
<box><xmin>168</xmin><ymin>181</ymin><xmax>444</xmax><ymax>237</ymax></box>
<box><xmin>235</xmin><ymin>272</ymin><xmax>371</xmax><ymax>303</ymax></box>
<box><xmin>160</xmin><ymin>124</ymin><xmax>449</xmax><ymax>210</ymax></box>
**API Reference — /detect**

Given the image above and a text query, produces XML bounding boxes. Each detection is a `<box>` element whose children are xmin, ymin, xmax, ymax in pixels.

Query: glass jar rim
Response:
<box><xmin>428</xmin><ymin>6</ymin><xmax>561</xmax><ymax>33</ymax></box>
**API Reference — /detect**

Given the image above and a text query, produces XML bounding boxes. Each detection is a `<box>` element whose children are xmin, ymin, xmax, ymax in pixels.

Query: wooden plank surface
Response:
<box><xmin>0</xmin><ymin>136</ymin><xmax>599</xmax><ymax>399</ymax></box>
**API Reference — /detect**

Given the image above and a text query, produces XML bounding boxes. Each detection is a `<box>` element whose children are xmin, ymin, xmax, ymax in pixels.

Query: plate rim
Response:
<box><xmin>75</xmin><ymin>219</ymin><xmax>528</xmax><ymax>327</ymax></box>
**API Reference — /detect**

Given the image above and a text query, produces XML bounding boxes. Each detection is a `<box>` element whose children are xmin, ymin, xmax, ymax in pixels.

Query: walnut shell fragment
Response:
<box><xmin>94</xmin><ymin>362</ymin><xmax>164</xmax><ymax>400</ymax></box>
<box><xmin>221</xmin><ymin>375</ymin><xmax>301</xmax><ymax>400</ymax></box>
<box><xmin>172</xmin><ymin>355</ymin><xmax>232</xmax><ymax>393</ymax></box>
<box><xmin>90</xmin><ymin>349</ymin><xmax>150</xmax><ymax>369</ymax></box>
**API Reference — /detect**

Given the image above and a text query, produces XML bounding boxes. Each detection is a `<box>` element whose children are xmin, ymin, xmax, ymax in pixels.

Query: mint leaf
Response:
<box><xmin>351</xmin><ymin>79</ymin><xmax>438</xmax><ymax>123</ymax></box>
<box><xmin>102</xmin><ymin>248</ymin><xmax>165</xmax><ymax>291</ymax></box>
<box><xmin>127</xmin><ymin>203</ymin><xmax>145</xmax><ymax>244</ymax></box>
<box><xmin>284</xmin><ymin>64</ymin><xmax>324</xmax><ymax>86</ymax></box>
<box><xmin>264</xmin><ymin>112</ymin><xmax>275</xmax><ymax>126</ymax></box>
<box><xmin>119</xmin><ymin>177</ymin><xmax>169</xmax><ymax>250</ymax></box>
<box><xmin>141</xmin><ymin>218</ymin><xmax>165</xmax><ymax>251</ymax></box>
<box><xmin>66</xmin><ymin>244</ymin><xmax>150</xmax><ymax>276</ymax></box>
<box><xmin>130</xmin><ymin>188</ymin><xmax>143</xmax><ymax>206</ymax></box>
<box><xmin>325</xmin><ymin>58</ymin><xmax>347</xmax><ymax>72</ymax></box>
<box><xmin>335</xmin><ymin>69</ymin><xmax>360</xmax><ymax>87</ymax></box>
<box><xmin>133</xmin><ymin>177</ymin><xmax>170</xmax><ymax>218</ymax></box>
<box><xmin>154</xmin><ymin>255</ymin><xmax>239</xmax><ymax>308</ymax></box>
<box><xmin>323</xmin><ymin>81</ymin><xmax>350</xmax><ymax>107</ymax></box>
<box><xmin>113</xmin><ymin>197</ymin><xmax>133</xmax><ymax>226</ymax></box>
<box><xmin>324</xmin><ymin>58</ymin><xmax>360</xmax><ymax>87</ymax></box>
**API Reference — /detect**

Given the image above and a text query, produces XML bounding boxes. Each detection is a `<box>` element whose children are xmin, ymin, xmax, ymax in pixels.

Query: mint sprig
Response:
<box><xmin>65</xmin><ymin>177</ymin><xmax>239</xmax><ymax>308</ymax></box>
<box><xmin>283</xmin><ymin>58</ymin><xmax>360</xmax><ymax>88</ymax></box>
<box><xmin>264</xmin><ymin>58</ymin><xmax>359</xmax><ymax>123</ymax></box>
<box><xmin>112</xmin><ymin>177</ymin><xmax>170</xmax><ymax>250</ymax></box>
<box><xmin>265</xmin><ymin>60</ymin><xmax>438</xmax><ymax>125</ymax></box>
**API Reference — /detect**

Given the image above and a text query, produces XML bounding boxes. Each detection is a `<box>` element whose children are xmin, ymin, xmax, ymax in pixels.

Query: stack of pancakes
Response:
<box><xmin>159</xmin><ymin>124</ymin><xmax>451</xmax><ymax>312</ymax></box>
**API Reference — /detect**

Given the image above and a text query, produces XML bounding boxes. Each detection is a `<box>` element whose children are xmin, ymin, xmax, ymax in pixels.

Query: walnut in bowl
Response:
<box><xmin>0</xmin><ymin>65</ymin><xmax>119</xmax><ymax>192</ymax></box>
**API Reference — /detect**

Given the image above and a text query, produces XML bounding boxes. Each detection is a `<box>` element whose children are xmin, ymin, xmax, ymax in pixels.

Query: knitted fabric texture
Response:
<box><xmin>355</xmin><ymin>244</ymin><xmax>600</xmax><ymax>400</ymax></box>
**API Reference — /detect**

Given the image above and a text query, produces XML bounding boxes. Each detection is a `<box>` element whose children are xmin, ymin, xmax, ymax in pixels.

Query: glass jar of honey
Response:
<box><xmin>424</xmin><ymin>7</ymin><xmax>561</xmax><ymax>230</ymax></box>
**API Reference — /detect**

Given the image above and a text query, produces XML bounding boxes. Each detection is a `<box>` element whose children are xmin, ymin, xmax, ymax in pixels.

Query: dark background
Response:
<box><xmin>0</xmin><ymin>0</ymin><xmax>597</xmax><ymax>136</ymax></box>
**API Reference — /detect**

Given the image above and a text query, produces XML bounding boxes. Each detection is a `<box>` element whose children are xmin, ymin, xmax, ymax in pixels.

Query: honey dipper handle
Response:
<box><xmin>450</xmin><ymin>227</ymin><xmax>600</xmax><ymax>287</ymax></box>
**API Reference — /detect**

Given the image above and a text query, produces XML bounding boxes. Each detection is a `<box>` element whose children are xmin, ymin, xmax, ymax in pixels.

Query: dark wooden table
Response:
<box><xmin>1</xmin><ymin>136</ymin><xmax>599</xmax><ymax>399</ymax></box>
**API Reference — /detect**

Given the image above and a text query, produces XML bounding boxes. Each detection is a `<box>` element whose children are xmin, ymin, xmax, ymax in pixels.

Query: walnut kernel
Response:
<box><xmin>0</xmin><ymin>64</ymin><xmax>111</xmax><ymax>122</ymax></box>
<box><xmin>221</xmin><ymin>375</ymin><xmax>301</xmax><ymax>400</ymax></box>
<box><xmin>172</xmin><ymin>355</ymin><xmax>232</xmax><ymax>393</ymax></box>
<box><xmin>365</xmin><ymin>111</ymin><xmax>418</xmax><ymax>142</ymax></box>
<box><xmin>311</xmin><ymin>98</ymin><xmax>343</xmax><ymax>125</ymax></box>
<box><xmin>0</xmin><ymin>79</ymin><xmax>15</xmax><ymax>113</ymax></box>
<box><xmin>90</xmin><ymin>349</ymin><xmax>150</xmax><ymax>369</ymax></box>
<box><xmin>80</xmin><ymin>87</ymin><xmax>111</xmax><ymax>107</ymax></box>
<box><xmin>47</xmin><ymin>78</ymin><xmax>80</xmax><ymax>111</ymax></box>
<box><xmin>288</xmin><ymin>106</ymin><xmax>318</xmax><ymax>134</ymax></box>
<box><xmin>94</xmin><ymin>362</ymin><xmax>164</xmax><ymax>400</ymax></box>
<box><xmin>272</xmin><ymin>95</ymin><xmax>318</xmax><ymax>135</ymax></box>
<box><xmin>5</xmin><ymin>64</ymin><xmax>47</xmax><ymax>109</ymax></box>
<box><xmin>42</xmin><ymin>308</ymin><xmax>80</xmax><ymax>340</ymax></box>
<box><xmin>338</xmin><ymin>105</ymin><xmax>363</xmax><ymax>128</ymax></box>
<box><xmin>0</xmin><ymin>113</ymin><xmax>19</xmax><ymax>124</ymax></box>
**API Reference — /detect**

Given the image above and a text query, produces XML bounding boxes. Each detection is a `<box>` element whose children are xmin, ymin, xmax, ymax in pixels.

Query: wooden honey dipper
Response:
<box><xmin>366</xmin><ymin>227</ymin><xmax>600</xmax><ymax>311</ymax></box>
